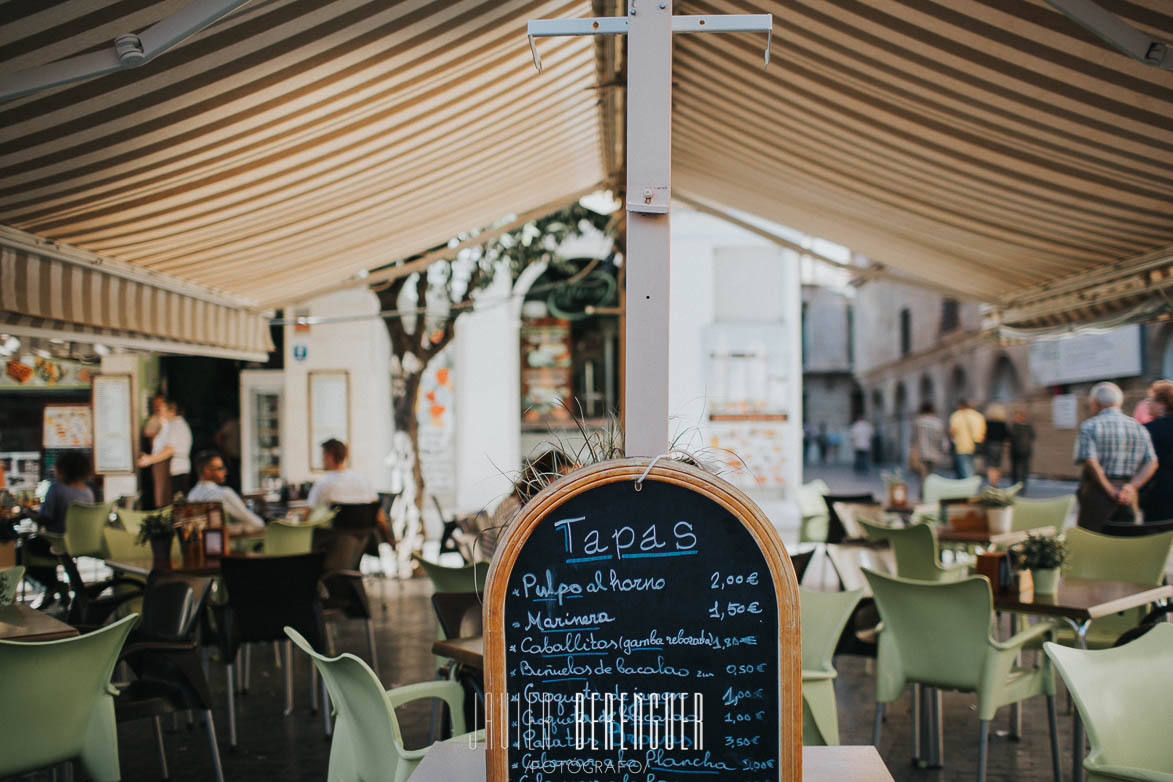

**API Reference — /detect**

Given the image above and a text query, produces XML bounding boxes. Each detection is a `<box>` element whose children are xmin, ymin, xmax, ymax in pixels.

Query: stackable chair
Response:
<box><xmin>414</xmin><ymin>554</ymin><xmax>490</xmax><ymax>595</ymax></box>
<box><xmin>1045</xmin><ymin>624</ymin><xmax>1173</xmax><ymax>782</ymax></box>
<box><xmin>0</xmin><ymin>565</ymin><xmax>24</xmax><ymax>604</ymax></box>
<box><xmin>114</xmin><ymin>506</ymin><xmax>167</xmax><ymax>536</ymax></box>
<box><xmin>800</xmin><ymin>587</ymin><xmax>863</xmax><ymax>745</ymax></box>
<box><xmin>857</xmin><ymin>518</ymin><xmax>968</xmax><ymax>582</ymax></box>
<box><xmin>1011</xmin><ymin>495</ymin><xmax>1076</xmax><ymax>533</ymax></box>
<box><xmin>21</xmin><ymin>500</ymin><xmax>113</xmax><ymax>608</ymax></box>
<box><xmin>286</xmin><ymin>627</ymin><xmax>468</xmax><ymax>782</ymax></box>
<box><xmin>1102</xmin><ymin>518</ymin><xmax>1173</xmax><ymax>537</ymax></box>
<box><xmin>55</xmin><ymin>502</ymin><xmax>145</xmax><ymax>625</ymax></box>
<box><xmin>320</xmin><ymin>527</ymin><xmax>379</xmax><ymax>670</ymax></box>
<box><xmin>0</xmin><ymin>614</ymin><xmax>137</xmax><ymax>781</ymax></box>
<box><xmin>865</xmin><ymin>569</ymin><xmax>1061</xmax><ymax>782</ymax></box>
<box><xmin>114</xmin><ymin>572</ymin><xmax>224</xmax><ymax>782</ymax></box>
<box><xmin>263</xmin><ymin>519</ymin><xmax>317</xmax><ymax>555</ymax></box>
<box><xmin>823</xmin><ymin>494</ymin><xmax>877</xmax><ymax>543</ymax></box>
<box><xmin>215</xmin><ymin>552</ymin><xmax>329</xmax><ymax>746</ymax></box>
<box><xmin>796</xmin><ymin>479</ymin><xmax>831</xmax><ymax>543</ymax></box>
<box><xmin>922</xmin><ymin>474</ymin><xmax>982</xmax><ymax>505</ymax></box>
<box><xmin>1051</xmin><ymin>527</ymin><xmax>1173</xmax><ymax>649</ymax></box>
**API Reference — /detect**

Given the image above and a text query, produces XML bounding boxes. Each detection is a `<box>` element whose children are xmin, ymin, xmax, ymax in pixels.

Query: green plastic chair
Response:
<box><xmin>412</xmin><ymin>554</ymin><xmax>489</xmax><ymax>594</ymax></box>
<box><xmin>864</xmin><ymin>569</ymin><xmax>1061</xmax><ymax>782</ymax></box>
<box><xmin>1044</xmin><ymin>624</ymin><xmax>1173</xmax><ymax>782</ymax></box>
<box><xmin>1052</xmin><ymin>527</ymin><xmax>1173</xmax><ymax>649</ymax></box>
<box><xmin>285</xmin><ymin>627</ymin><xmax>467</xmax><ymax>782</ymax></box>
<box><xmin>1011</xmin><ymin>495</ymin><xmax>1075</xmax><ymax>533</ymax></box>
<box><xmin>307</xmin><ymin>506</ymin><xmax>339</xmax><ymax>526</ymax></box>
<box><xmin>64</xmin><ymin>501</ymin><xmax>117</xmax><ymax>558</ymax></box>
<box><xmin>0</xmin><ymin>565</ymin><xmax>25</xmax><ymax>605</ymax></box>
<box><xmin>922</xmin><ymin>474</ymin><xmax>982</xmax><ymax>505</ymax></box>
<box><xmin>0</xmin><ymin>613</ymin><xmax>137</xmax><ymax>781</ymax></box>
<box><xmin>264</xmin><ymin>520</ymin><xmax>317</xmax><ymax>555</ymax></box>
<box><xmin>797</xmin><ymin>479</ymin><xmax>831</xmax><ymax>543</ymax></box>
<box><xmin>114</xmin><ymin>506</ymin><xmax>170</xmax><ymax>535</ymax></box>
<box><xmin>800</xmin><ymin>587</ymin><xmax>863</xmax><ymax>745</ymax></box>
<box><xmin>858</xmin><ymin>518</ymin><xmax>968</xmax><ymax>582</ymax></box>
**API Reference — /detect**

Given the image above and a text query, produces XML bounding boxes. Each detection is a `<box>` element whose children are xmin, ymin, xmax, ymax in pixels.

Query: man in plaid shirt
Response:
<box><xmin>1074</xmin><ymin>381</ymin><xmax>1158</xmax><ymax>530</ymax></box>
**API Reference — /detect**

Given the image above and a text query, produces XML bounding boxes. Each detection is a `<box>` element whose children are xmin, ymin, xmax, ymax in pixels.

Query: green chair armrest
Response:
<box><xmin>383</xmin><ymin>679</ymin><xmax>464</xmax><ymax>710</ymax></box>
<box><xmin>1088</xmin><ymin>764</ymin><xmax>1173</xmax><ymax>782</ymax></box>
<box><xmin>992</xmin><ymin>620</ymin><xmax>1056</xmax><ymax>652</ymax></box>
<box><xmin>801</xmin><ymin>669</ymin><xmax>837</xmax><ymax>682</ymax></box>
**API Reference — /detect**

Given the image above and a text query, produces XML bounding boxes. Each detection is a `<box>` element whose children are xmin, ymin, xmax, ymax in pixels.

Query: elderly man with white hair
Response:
<box><xmin>1074</xmin><ymin>381</ymin><xmax>1158</xmax><ymax>530</ymax></box>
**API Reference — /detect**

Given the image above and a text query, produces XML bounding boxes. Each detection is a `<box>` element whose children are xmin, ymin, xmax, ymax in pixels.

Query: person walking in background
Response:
<box><xmin>1008</xmin><ymin>407</ymin><xmax>1036</xmax><ymax>494</ymax></box>
<box><xmin>850</xmin><ymin>414</ymin><xmax>874</xmax><ymax>475</ymax></box>
<box><xmin>984</xmin><ymin>403</ymin><xmax>1009</xmax><ymax>486</ymax></box>
<box><xmin>1074</xmin><ymin>381</ymin><xmax>1157</xmax><ymax>531</ymax></box>
<box><xmin>910</xmin><ymin>402</ymin><xmax>947</xmax><ymax>496</ymax></box>
<box><xmin>817</xmin><ymin>422</ymin><xmax>830</xmax><ymax>464</ymax></box>
<box><xmin>948</xmin><ymin>399</ymin><xmax>986</xmax><ymax>479</ymax></box>
<box><xmin>1141</xmin><ymin>380</ymin><xmax>1173</xmax><ymax>522</ymax></box>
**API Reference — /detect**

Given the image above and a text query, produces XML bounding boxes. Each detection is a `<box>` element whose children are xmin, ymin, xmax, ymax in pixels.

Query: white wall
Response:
<box><xmin>282</xmin><ymin>289</ymin><xmax>392</xmax><ymax>490</ymax></box>
<box><xmin>453</xmin><ymin>268</ymin><xmax>522</xmax><ymax>514</ymax></box>
<box><xmin>670</xmin><ymin>206</ymin><xmax>804</xmax><ymax>534</ymax></box>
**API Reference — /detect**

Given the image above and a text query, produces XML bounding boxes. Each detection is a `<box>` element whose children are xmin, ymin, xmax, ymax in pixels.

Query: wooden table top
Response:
<box><xmin>994</xmin><ymin>577</ymin><xmax>1173</xmax><ymax>621</ymax></box>
<box><xmin>0</xmin><ymin>604</ymin><xmax>79</xmax><ymax>642</ymax></box>
<box><xmin>409</xmin><ymin>740</ymin><xmax>893</xmax><ymax>781</ymax></box>
<box><xmin>432</xmin><ymin>636</ymin><xmax>484</xmax><ymax>670</ymax></box>
<box><xmin>937</xmin><ymin>524</ymin><xmax>1055</xmax><ymax>546</ymax></box>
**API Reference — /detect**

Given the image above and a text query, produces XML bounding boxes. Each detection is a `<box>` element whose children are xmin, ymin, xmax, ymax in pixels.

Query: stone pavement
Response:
<box><xmin>110</xmin><ymin>574</ymin><xmax>1081</xmax><ymax>782</ymax></box>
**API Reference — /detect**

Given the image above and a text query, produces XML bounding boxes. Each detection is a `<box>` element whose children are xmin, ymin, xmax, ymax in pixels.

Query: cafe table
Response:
<box><xmin>937</xmin><ymin>524</ymin><xmax>1055</xmax><ymax>549</ymax></box>
<box><xmin>0</xmin><ymin>603</ymin><xmax>79</xmax><ymax>642</ymax></box>
<box><xmin>996</xmin><ymin>577</ymin><xmax>1173</xmax><ymax>782</ymax></box>
<box><xmin>409</xmin><ymin>736</ymin><xmax>895</xmax><ymax>781</ymax></box>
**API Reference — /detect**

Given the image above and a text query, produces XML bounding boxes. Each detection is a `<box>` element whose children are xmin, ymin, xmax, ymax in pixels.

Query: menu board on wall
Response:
<box><xmin>309</xmin><ymin>370</ymin><xmax>350</xmax><ymax>471</ymax></box>
<box><xmin>520</xmin><ymin>317</ymin><xmax>573</xmax><ymax>426</ymax></box>
<box><xmin>43</xmin><ymin>404</ymin><xmax>93</xmax><ymax>448</ymax></box>
<box><xmin>91</xmin><ymin>374</ymin><xmax>135</xmax><ymax>474</ymax></box>
<box><xmin>485</xmin><ymin>459</ymin><xmax>802</xmax><ymax>782</ymax></box>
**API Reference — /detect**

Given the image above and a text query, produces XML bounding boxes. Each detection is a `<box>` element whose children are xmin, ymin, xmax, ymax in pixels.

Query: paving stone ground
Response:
<box><xmin>104</xmin><ymin>574</ymin><xmax>1078</xmax><ymax>782</ymax></box>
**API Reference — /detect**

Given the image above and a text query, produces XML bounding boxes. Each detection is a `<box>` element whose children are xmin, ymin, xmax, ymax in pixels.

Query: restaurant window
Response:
<box><xmin>520</xmin><ymin>259</ymin><xmax>619</xmax><ymax>429</ymax></box>
<box><xmin>941</xmin><ymin>298</ymin><xmax>960</xmax><ymax>333</ymax></box>
<box><xmin>900</xmin><ymin>308</ymin><xmax>911</xmax><ymax>356</ymax></box>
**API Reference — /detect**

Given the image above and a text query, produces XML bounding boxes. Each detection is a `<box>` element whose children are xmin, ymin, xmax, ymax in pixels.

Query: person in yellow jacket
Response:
<box><xmin>948</xmin><ymin>399</ymin><xmax>986</xmax><ymax>479</ymax></box>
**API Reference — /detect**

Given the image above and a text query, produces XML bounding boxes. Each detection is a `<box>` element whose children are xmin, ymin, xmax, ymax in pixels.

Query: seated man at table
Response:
<box><xmin>187</xmin><ymin>451</ymin><xmax>265</xmax><ymax>535</ymax></box>
<box><xmin>308</xmin><ymin>439</ymin><xmax>377</xmax><ymax>508</ymax></box>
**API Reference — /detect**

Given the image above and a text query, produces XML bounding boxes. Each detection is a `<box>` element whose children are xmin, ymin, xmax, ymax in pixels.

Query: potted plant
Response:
<box><xmin>136</xmin><ymin>507</ymin><xmax>177</xmax><ymax>570</ymax></box>
<box><xmin>977</xmin><ymin>483</ymin><xmax>1022</xmax><ymax>534</ymax></box>
<box><xmin>1013</xmin><ymin>533</ymin><xmax>1067</xmax><ymax>594</ymax></box>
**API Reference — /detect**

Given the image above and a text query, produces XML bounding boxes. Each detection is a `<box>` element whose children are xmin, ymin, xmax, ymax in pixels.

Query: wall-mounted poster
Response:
<box><xmin>520</xmin><ymin>316</ymin><xmax>573</xmax><ymax>426</ymax></box>
<box><xmin>2</xmin><ymin>356</ymin><xmax>95</xmax><ymax>390</ymax></box>
<box><xmin>309</xmin><ymin>370</ymin><xmax>350</xmax><ymax>472</ymax></box>
<box><xmin>42</xmin><ymin>404</ymin><xmax>93</xmax><ymax>449</ymax></box>
<box><xmin>91</xmin><ymin>374</ymin><xmax>135</xmax><ymax>474</ymax></box>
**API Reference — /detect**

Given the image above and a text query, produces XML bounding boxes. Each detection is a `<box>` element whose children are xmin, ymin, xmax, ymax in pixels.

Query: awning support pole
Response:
<box><xmin>526</xmin><ymin>4</ymin><xmax>772</xmax><ymax>457</ymax></box>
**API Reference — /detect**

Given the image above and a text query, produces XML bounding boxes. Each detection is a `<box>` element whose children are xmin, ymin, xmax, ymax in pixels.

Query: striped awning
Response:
<box><xmin>0</xmin><ymin>0</ymin><xmax>1169</xmax><ymax>321</ymax></box>
<box><xmin>0</xmin><ymin>229</ymin><xmax>273</xmax><ymax>361</ymax></box>
<box><xmin>0</xmin><ymin>0</ymin><xmax>604</xmax><ymax>309</ymax></box>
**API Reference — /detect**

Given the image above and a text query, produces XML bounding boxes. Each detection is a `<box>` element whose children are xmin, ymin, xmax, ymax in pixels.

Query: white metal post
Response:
<box><xmin>526</xmin><ymin>7</ymin><xmax>770</xmax><ymax>458</ymax></box>
<box><xmin>623</xmin><ymin>0</ymin><xmax>673</xmax><ymax>457</ymax></box>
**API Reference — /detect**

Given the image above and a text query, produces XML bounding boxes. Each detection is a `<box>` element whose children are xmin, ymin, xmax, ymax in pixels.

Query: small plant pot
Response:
<box><xmin>987</xmin><ymin>506</ymin><xmax>1014</xmax><ymax>534</ymax></box>
<box><xmin>1031</xmin><ymin>567</ymin><xmax>1060</xmax><ymax>594</ymax></box>
<box><xmin>150</xmin><ymin>537</ymin><xmax>174</xmax><ymax>571</ymax></box>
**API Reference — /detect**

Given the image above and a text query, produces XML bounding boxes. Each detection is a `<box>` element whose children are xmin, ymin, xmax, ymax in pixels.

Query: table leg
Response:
<box><xmin>1063</xmin><ymin>618</ymin><xmax>1090</xmax><ymax>782</ymax></box>
<box><xmin>1009</xmin><ymin>614</ymin><xmax>1022</xmax><ymax>739</ymax></box>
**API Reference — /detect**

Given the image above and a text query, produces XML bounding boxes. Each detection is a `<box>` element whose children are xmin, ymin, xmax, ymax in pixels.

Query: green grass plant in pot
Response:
<box><xmin>977</xmin><ymin>483</ymin><xmax>1022</xmax><ymax>534</ymax></box>
<box><xmin>1013</xmin><ymin>533</ymin><xmax>1067</xmax><ymax>594</ymax></box>
<box><xmin>135</xmin><ymin>508</ymin><xmax>177</xmax><ymax>570</ymax></box>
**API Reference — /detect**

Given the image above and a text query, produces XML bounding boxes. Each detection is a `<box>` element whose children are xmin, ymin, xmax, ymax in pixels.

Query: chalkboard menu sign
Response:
<box><xmin>484</xmin><ymin>458</ymin><xmax>801</xmax><ymax>782</ymax></box>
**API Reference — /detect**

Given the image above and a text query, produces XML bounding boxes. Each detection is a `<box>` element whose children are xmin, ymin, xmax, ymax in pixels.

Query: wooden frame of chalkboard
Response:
<box><xmin>483</xmin><ymin>457</ymin><xmax>802</xmax><ymax>782</ymax></box>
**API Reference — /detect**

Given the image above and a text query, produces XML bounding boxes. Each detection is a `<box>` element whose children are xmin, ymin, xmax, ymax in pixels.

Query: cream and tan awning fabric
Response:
<box><xmin>671</xmin><ymin>0</ymin><xmax>1173</xmax><ymax>307</ymax></box>
<box><xmin>0</xmin><ymin>0</ymin><xmax>1170</xmax><ymax>326</ymax></box>
<box><xmin>0</xmin><ymin>0</ymin><xmax>604</xmax><ymax>308</ymax></box>
<box><xmin>0</xmin><ymin>229</ymin><xmax>273</xmax><ymax>360</ymax></box>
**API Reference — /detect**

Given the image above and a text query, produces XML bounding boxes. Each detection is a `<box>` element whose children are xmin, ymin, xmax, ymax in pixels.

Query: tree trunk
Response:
<box><xmin>393</xmin><ymin>367</ymin><xmax>425</xmax><ymax>514</ymax></box>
